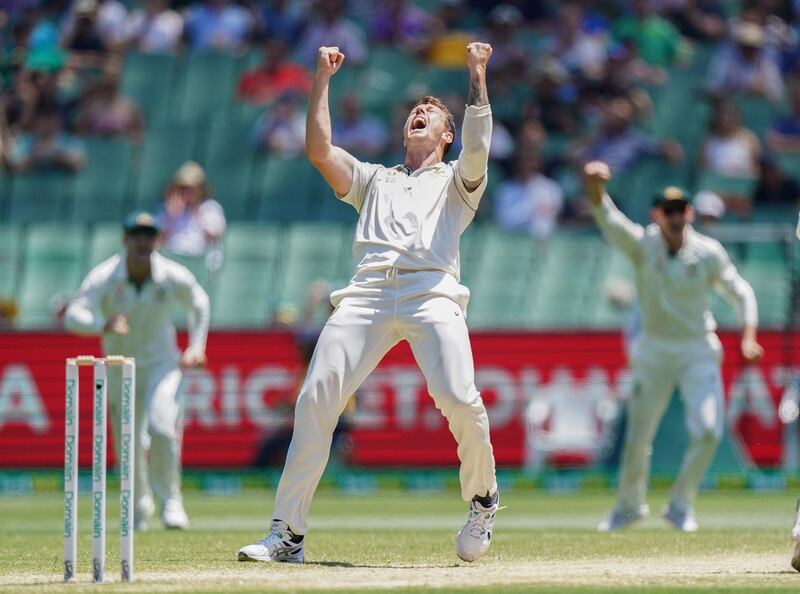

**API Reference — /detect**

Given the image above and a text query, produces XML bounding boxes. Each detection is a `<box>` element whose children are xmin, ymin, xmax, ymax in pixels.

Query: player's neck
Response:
<box><xmin>403</xmin><ymin>146</ymin><xmax>442</xmax><ymax>172</ymax></box>
<box><xmin>126</xmin><ymin>258</ymin><xmax>151</xmax><ymax>286</ymax></box>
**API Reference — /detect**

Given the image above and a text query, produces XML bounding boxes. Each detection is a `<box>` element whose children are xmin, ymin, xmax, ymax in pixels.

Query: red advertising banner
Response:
<box><xmin>0</xmin><ymin>330</ymin><xmax>797</xmax><ymax>469</ymax></box>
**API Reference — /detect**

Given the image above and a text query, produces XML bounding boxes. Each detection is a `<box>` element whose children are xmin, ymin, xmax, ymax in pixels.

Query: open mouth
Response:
<box><xmin>410</xmin><ymin>115</ymin><xmax>427</xmax><ymax>132</ymax></box>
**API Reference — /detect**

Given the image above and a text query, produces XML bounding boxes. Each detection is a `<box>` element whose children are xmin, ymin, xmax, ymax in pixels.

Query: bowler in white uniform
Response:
<box><xmin>65</xmin><ymin>212</ymin><xmax>210</xmax><ymax>530</ymax></box>
<box><xmin>238</xmin><ymin>42</ymin><xmax>499</xmax><ymax>564</ymax></box>
<box><xmin>584</xmin><ymin>161</ymin><xmax>764</xmax><ymax>532</ymax></box>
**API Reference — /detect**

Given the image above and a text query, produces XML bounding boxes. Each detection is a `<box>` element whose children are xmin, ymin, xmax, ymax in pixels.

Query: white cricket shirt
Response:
<box><xmin>336</xmin><ymin>105</ymin><xmax>491</xmax><ymax>281</ymax></box>
<box><xmin>64</xmin><ymin>251</ymin><xmax>210</xmax><ymax>368</ymax></box>
<box><xmin>592</xmin><ymin>194</ymin><xmax>758</xmax><ymax>341</ymax></box>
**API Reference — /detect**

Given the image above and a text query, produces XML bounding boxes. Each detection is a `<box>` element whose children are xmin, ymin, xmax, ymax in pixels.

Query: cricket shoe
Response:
<box><xmin>661</xmin><ymin>503</ymin><xmax>698</xmax><ymax>532</ymax></box>
<box><xmin>238</xmin><ymin>520</ymin><xmax>305</xmax><ymax>563</ymax></box>
<box><xmin>456</xmin><ymin>493</ymin><xmax>500</xmax><ymax>562</ymax></box>
<box><xmin>597</xmin><ymin>504</ymin><xmax>649</xmax><ymax>531</ymax></box>
<box><xmin>134</xmin><ymin>494</ymin><xmax>155</xmax><ymax>531</ymax></box>
<box><xmin>162</xmin><ymin>498</ymin><xmax>189</xmax><ymax>530</ymax></box>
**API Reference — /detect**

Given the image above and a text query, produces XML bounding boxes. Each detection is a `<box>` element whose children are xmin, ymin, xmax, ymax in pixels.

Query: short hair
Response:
<box><xmin>411</xmin><ymin>95</ymin><xmax>456</xmax><ymax>157</ymax></box>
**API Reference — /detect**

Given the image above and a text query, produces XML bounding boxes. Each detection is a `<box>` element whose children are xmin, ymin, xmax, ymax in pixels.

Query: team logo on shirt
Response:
<box><xmin>685</xmin><ymin>262</ymin><xmax>698</xmax><ymax>277</ymax></box>
<box><xmin>153</xmin><ymin>287</ymin><xmax>167</xmax><ymax>302</ymax></box>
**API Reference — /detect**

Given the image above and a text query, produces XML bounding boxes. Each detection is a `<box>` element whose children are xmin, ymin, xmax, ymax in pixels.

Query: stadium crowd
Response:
<box><xmin>0</xmin><ymin>0</ymin><xmax>799</xmax><ymax>328</ymax></box>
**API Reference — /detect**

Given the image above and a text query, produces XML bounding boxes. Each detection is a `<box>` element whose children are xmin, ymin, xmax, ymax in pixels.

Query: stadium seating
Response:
<box><xmin>201</xmin><ymin>117</ymin><xmax>257</xmax><ymax>220</ymax></box>
<box><xmin>134</xmin><ymin>124</ymin><xmax>201</xmax><ymax>212</ymax></box>
<box><xmin>71</xmin><ymin>139</ymin><xmax>135</xmax><ymax>223</ymax></box>
<box><xmin>255</xmin><ymin>156</ymin><xmax>325</xmax><ymax>222</ymax></box>
<box><xmin>175</xmin><ymin>52</ymin><xmax>241</xmax><ymax>123</ymax></box>
<box><xmin>121</xmin><ymin>52</ymin><xmax>176</xmax><ymax>126</ymax></box>
<box><xmin>17</xmin><ymin>224</ymin><xmax>86</xmax><ymax>328</ymax></box>
<box><xmin>213</xmin><ymin>223</ymin><xmax>282</xmax><ymax>327</ymax></box>
<box><xmin>8</xmin><ymin>171</ymin><xmax>73</xmax><ymax>224</ymax></box>
<box><xmin>0</xmin><ymin>225</ymin><xmax>21</xmax><ymax>298</ymax></box>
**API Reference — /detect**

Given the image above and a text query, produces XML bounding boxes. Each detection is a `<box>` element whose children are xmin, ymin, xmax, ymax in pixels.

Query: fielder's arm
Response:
<box><xmin>584</xmin><ymin>161</ymin><xmax>645</xmax><ymax>262</ymax></box>
<box><xmin>305</xmin><ymin>46</ymin><xmax>355</xmax><ymax>198</ymax></box>
<box><xmin>457</xmin><ymin>42</ymin><xmax>493</xmax><ymax>200</ymax></box>
<box><xmin>711</xmin><ymin>245</ymin><xmax>764</xmax><ymax>363</ymax></box>
<box><xmin>174</xmin><ymin>270</ymin><xmax>210</xmax><ymax>368</ymax></box>
<box><xmin>65</xmin><ymin>271</ymin><xmax>110</xmax><ymax>336</ymax></box>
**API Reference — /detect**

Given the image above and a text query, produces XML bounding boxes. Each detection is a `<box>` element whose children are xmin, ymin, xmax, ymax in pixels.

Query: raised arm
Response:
<box><xmin>584</xmin><ymin>161</ymin><xmax>645</xmax><ymax>262</ymax></box>
<box><xmin>305</xmin><ymin>46</ymin><xmax>355</xmax><ymax>197</ymax></box>
<box><xmin>711</xmin><ymin>245</ymin><xmax>764</xmax><ymax>363</ymax></box>
<box><xmin>458</xmin><ymin>42</ymin><xmax>493</xmax><ymax>198</ymax></box>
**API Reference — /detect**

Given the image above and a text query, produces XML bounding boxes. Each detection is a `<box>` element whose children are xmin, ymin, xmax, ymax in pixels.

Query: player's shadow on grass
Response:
<box><xmin>304</xmin><ymin>561</ymin><xmax>460</xmax><ymax>569</ymax></box>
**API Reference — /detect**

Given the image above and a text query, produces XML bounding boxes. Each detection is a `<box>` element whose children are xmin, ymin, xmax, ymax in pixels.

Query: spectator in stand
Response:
<box><xmin>0</xmin><ymin>297</ymin><xmax>18</xmax><ymax>331</ymax></box>
<box><xmin>484</xmin><ymin>3</ymin><xmax>528</xmax><ymax>75</ymax></box>
<box><xmin>158</xmin><ymin>161</ymin><xmax>226</xmax><ymax>260</ymax></box>
<box><xmin>260</xmin><ymin>0</ymin><xmax>307</xmax><ymax>44</ymax></box>
<box><xmin>576</xmin><ymin>96</ymin><xmax>682</xmax><ymax>174</ymax></box>
<box><xmin>693</xmin><ymin>190</ymin><xmax>726</xmax><ymax>230</ymax></box>
<box><xmin>706</xmin><ymin>21</ymin><xmax>785</xmax><ymax>103</ymax></box>
<box><xmin>75</xmin><ymin>73</ymin><xmax>143</xmax><ymax>140</ymax></box>
<box><xmin>768</xmin><ymin>78</ymin><xmax>800</xmax><ymax>153</ymax></box>
<box><xmin>494</xmin><ymin>152</ymin><xmax>564</xmax><ymax>241</ymax></box>
<box><xmin>236</xmin><ymin>39</ymin><xmax>312</xmax><ymax>105</ymax></box>
<box><xmin>665</xmin><ymin>0</ymin><xmax>726</xmax><ymax>42</ymax></box>
<box><xmin>8</xmin><ymin>106</ymin><xmax>86</xmax><ymax>172</ymax></box>
<box><xmin>425</xmin><ymin>0</ymin><xmax>476</xmax><ymax>69</ymax></box>
<box><xmin>60</xmin><ymin>0</ymin><xmax>128</xmax><ymax>51</ymax></box>
<box><xmin>297</xmin><ymin>0</ymin><xmax>366</xmax><ymax>67</ymax></box>
<box><xmin>754</xmin><ymin>155</ymin><xmax>800</xmax><ymax>205</ymax></box>
<box><xmin>251</xmin><ymin>91</ymin><xmax>306</xmax><ymax>156</ymax></box>
<box><xmin>530</xmin><ymin>58</ymin><xmax>581</xmax><ymax>136</ymax></box>
<box><xmin>122</xmin><ymin>0</ymin><xmax>183</xmax><ymax>53</ymax></box>
<box><xmin>370</xmin><ymin>0</ymin><xmax>435</xmax><ymax>53</ymax></box>
<box><xmin>183</xmin><ymin>0</ymin><xmax>254</xmax><ymax>52</ymax></box>
<box><xmin>699</xmin><ymin>99</ymin><xmax>761</xmax><ymax>214</ymax></box>
<box><xmin>331</xmin><ymin>92</ymin><xmax>388</xmax><ymax>159</ymax></box>
<box><xmin>543</xmin><ymin>1</ymin><xmax>607</xmax><ymax>81</ymax></box>
<box><xmin>701</xmin><ymin>99</ymin><xmax>761</xmax><ymax>179</ymax></box>
<box><xmin>613</xmin><ymin>0</ymin><xmax>686</xmax><ymax>67</ymax></box>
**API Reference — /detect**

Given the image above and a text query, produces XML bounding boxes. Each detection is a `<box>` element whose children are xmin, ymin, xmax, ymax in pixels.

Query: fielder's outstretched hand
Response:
<box><xmin>316</xmin><ymin>46</ymin><xmax>345</xmax><ymax>78</ymax></box>
<box><xmin>181</xmin><ymin>347</ymin><xmax>207</xmax><ymax>369</ymax></box>
<box><xmin>583</xmin><ymin>161</ymin><xmax>612</xmax><ymax>206</ymax></box>
<box><xmin>741</xmin><ymin>337</ymin><xmax>765</xmax><ymax>364</ymax></box>
<box><xmin>104</xmin><ymin>314</ymin><xmax>129</xmax><ymax>335</ymax></box>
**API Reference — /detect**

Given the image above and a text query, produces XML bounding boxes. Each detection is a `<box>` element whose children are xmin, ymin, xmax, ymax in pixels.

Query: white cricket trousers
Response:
<box><xmin>616</xmin><ymin>333</ymin><xmax>724</xmax><ymax>512</ymax></box>
<box><xmin>273</xmin><ymin>268</ymin><xmax>498</xmax><ymax>534</ymax></box>
<box><xmin>108</xmin><ymin>361</ymin><xmax>184</xmax><ymax>517</ymax></box>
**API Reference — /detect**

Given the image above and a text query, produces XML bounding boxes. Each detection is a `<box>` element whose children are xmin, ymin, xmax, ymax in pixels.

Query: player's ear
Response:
<box><xmin>650</xmin><ymin>208</ymin><xmax>663</xmax><ymax>224</ymax></box>
<box><xmin>685</xmin><ymin>205</ymin><xmax>696</xmax><ymax>223</ymax></box>
<box><xmin>443</xmin><ymin>130</ymin><xmax>454</xmax><ymax>145</ymax></box>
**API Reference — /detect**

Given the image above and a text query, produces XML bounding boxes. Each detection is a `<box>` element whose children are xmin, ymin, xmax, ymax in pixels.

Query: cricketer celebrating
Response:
<box><xmin>238</xmin><ymin>42</ymin><xmax>499</xmax><ymax>564</ymax></box>
<box><xmin>65</xmin><ymin>212</ymin><xmax>210</xmax><ymax>530</ymax></box>
<box><xmin>584</xmin><ymin>161</ymin><xmax>763</xmax><ymax>532</ymax></box>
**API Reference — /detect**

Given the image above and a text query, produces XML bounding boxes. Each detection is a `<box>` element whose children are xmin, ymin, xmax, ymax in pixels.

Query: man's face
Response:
<box><xmin>654</xmin><ymin>202</ymin><xmax>693</xmax><ymax>240</ymax></box>
<box><xmin>123</xmin><ymin>230</ymin><xmax>159</xmax><ymax>266</ymax></box>
<box><xmin>403</xmin><ymin>103</ymin><xmax>453</xmax><ymax>154</ymax></box>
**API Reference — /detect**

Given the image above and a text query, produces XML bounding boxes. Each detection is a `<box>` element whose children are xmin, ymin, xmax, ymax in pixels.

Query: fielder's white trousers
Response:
<box><xmin>273</xmin><ymin>268</ymin><xmax>498</xmax><ymax>534</ymax></box>
<box><xmin>108</xmin><ymin>361</ymin><xmax>184</xmax><ymax>517</ymax></box>
<box><xmin>616</xmin><ymin>333</ymin><xmax>724</xmax><ymax>512</ymax></box>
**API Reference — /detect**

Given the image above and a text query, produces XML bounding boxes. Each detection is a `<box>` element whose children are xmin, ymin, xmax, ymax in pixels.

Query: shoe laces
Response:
<box><xmin>464</xmin><ymin>503</ymin><xmax>504</xmax><ymax>538</ymax></box>
<box><xmin>257</xmin><ymin>521</ymin><xmax>296</xmax><ymax>551</ymax></box>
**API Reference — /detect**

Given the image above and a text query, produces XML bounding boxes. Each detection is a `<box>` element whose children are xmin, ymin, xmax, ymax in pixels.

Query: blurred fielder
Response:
<box><xmin>65</xmin><ymin>212</ymin><xmax>210</xmax><ymax>530</ymax></box>
<box><xmin>238</xmin><ymin>42</ymin><xmax>499</xmax><ymax>564</ymax></box>
<box><xmin>584</xmin><ymin>161</ymin><xmax>763</xmax><ymax>532</ymax></box>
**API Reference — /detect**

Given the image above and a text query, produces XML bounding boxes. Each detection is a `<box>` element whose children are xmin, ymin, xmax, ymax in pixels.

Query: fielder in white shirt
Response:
<box><xmin>238</xmin><ymin>43</ymin><xmax>499</xmax><ymax>564</ymax></box>
<box><xmin>584</xmin><ymin>161</ymin><xmax>764</xmax><ymax>532</ymax></box>
<box><xmin>65</xmin><ymin>212</ymin><xmax>210</xmax><ymax>530</ymax></box>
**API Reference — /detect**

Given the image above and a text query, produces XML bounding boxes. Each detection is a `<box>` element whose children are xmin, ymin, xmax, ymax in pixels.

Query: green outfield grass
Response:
<box><xmin>1</xmin><ymin>488</ymin><xmax>799</xmax><ymax>593</ymax></box>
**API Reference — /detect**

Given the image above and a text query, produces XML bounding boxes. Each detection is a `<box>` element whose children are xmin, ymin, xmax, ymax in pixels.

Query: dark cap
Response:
<box><xmin>652</xmin><ymin>186</ymin><xmax>690</xmax><ymax>208</ymax></box>
<box><xmin>123</xmin><ymin>210</ymin><xmax>161</xmax><ymax>234</ymax></box>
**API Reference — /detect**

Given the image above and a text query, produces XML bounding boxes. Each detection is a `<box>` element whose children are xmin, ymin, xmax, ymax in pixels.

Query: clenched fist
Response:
<box><xmin>466</xmin><ymin>42</ymin><xmax>492</xmax><ymax>70</ymax></box>
<box><xmin>583</xmin><ymin>161</ymin><xmax>612</xmax><ymax>206</ymax></box>
<box><xmin>316</xmin><ymin>46</ymin><xmax>345</xmax><ymax>78</ymax></box>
